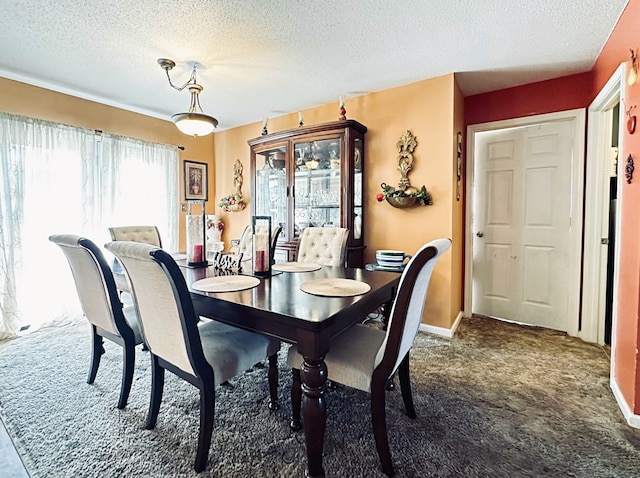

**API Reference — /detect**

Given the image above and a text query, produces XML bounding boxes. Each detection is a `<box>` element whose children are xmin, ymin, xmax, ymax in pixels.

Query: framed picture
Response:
<box><xmin>184</xmin><ymin>160</ymin><xmax>208</xmax><ymax>201</ymax></box>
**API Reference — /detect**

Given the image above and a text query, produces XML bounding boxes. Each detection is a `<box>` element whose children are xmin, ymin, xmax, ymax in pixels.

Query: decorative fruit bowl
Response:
<box><xmin>377</xmin><ymin>182</ymin><xmax>432</xmax><ymax>208</ymax></box>
<box><xmin>385</xmin><ymin>195</ymin><xmax>419</xmax><ymax>208</ymax></box>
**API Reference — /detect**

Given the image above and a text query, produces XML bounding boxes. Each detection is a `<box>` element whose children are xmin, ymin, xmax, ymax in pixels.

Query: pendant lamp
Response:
<box><xmin>158</xmin><ymin>58</ymin><xmax>218</xmax><ymax>137</ymax></box>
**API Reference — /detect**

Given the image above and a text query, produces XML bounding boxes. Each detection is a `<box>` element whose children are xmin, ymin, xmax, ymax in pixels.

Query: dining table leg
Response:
<box><xmin>300</xmin><ymin>354</ymin><xmax>328</xmax><ymax>478</ymax></box>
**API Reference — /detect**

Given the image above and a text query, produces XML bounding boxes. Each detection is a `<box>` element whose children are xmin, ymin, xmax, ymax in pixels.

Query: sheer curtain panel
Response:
<box><xmin>0</xmin><ymin>112</ymin><xmax>179</xmax><ymax>340</ymax></box>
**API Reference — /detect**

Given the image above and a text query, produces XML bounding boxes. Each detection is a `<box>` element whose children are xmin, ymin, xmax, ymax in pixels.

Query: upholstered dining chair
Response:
<box><xmin>108</xmin><ymin>225</ymin><xmax>163</xmax><ymax>247</ymax></box>
<box><xmin>108</xmin><ymin>225</ymin><xmax>163</xmax><ymax>293</ymax></box>
<box><xmin>227</xmin><ymin>224</ymin><xmax>282</xmax><ymax>269</ymax></box>
<box><xmin>296</xmin><ymin>226</ymin><xmax>349</xmax><ymax>266</ymax></box>
<box><xmin>287</xmin><ymin>238</ymin><xmax>451</xmax><ymax>477</ymax></box>
<box><xmin>49</xmin><ymin>234</ymin><xmax>143</xmax><ymax>409</ymax></box>
<box><xmin>104</xmin><ymin>241</ymin><xmax>281</xmax><ymax>472</ymax></box>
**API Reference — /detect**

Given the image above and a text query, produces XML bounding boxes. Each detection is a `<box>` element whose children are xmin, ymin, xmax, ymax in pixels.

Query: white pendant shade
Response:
<box><xmin>172</xmin><ymin>113</ymin><xmax>218</xmax><ymax>137</ymax></box>
<box><xmin>158</xmin><ymin>58</ymin><xmax>218</xmax><ymax>137</ymax></box>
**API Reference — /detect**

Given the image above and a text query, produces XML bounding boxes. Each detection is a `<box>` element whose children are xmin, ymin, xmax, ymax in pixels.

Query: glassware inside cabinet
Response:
<box><xmin>353</xmin><ymin>138</ymin><xmax>363</xmax><ymax>239</ymax></box>
<box><xmin>255</xmin><ymin>148</ymin><xmax>288</xmax><ymax>241</ymax></box>
<box><xmin>293</xmin><ymin>138</ymin><xmax>341</xmax><ymax>238</ymax></box>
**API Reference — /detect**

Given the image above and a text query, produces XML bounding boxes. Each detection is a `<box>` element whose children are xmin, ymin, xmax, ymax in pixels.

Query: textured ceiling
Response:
<box><xmin>0</xmin><ymin>0</ymin><xmax>629</xmax><ymax>131</ymax></box>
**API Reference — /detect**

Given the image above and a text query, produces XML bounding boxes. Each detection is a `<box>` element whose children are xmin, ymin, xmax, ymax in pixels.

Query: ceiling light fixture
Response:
<box><xmin>157</xmin><ymin>58</ymin><xmax>218</xmax><ymax>137</ymax></box>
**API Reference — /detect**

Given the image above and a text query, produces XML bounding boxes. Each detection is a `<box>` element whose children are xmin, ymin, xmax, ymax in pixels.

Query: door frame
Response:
<box><xmin>464</xmin><ymin>109</ymin><xmax>586</xmax><ymax>337</ymax></box>
<box><xmin>582</xmin><ymin>63</ymin><xmax>625</xmax><ymax>345</ymax></box>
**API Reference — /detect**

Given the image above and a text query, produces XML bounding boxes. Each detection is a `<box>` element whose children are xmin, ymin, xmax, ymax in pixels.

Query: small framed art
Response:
<box><xmin>184</xmin><ymin>160</ymin><xmax>208</xmax><ymax>201</ymax></box>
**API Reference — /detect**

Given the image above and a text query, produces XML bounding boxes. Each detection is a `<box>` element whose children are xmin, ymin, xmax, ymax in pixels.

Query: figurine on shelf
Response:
<box><xmin>262</xmin><ymin>117</ymin><xmax>268</xmax><ymax>136</ymax></box>
<box><xmin>338</xmin><ymin>96</ymin><xmax>347</xmax><ymax>121</ymax></box>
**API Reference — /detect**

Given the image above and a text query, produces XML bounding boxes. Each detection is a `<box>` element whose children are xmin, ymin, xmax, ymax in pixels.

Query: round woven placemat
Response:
<box><xmin>272</xmin><ymin>262</ymin><xmax>321</xmax><ymax>273</ymax></box>
<box><xmin>191</xmin><ymin>275</ymin><xmax>260</xmax><ymax>293</ymax></box>
<box><xmin>300</xmin><ymin>278</ymin><xmax>371</xmax><ymax>297</ymax></box>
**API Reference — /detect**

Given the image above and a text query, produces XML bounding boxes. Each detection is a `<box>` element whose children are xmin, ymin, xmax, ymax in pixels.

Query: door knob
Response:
<box><xmin>476</xmin><ymin>231</ymin><xmax>484</xmax><ymax>237</ymax></box>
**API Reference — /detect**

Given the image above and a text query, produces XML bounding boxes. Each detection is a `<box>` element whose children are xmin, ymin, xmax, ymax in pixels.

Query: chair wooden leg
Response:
<box><xmin>146</xmin><ymin>355</ymin><xmax>164</xmax><ymax>430</ymax></box>
<box><xmin>267</xmin><ymin>353</ymin><xmax>279</xmax><ymax>411</ymax></box>
<box><xmin>117</xmin><ymin>342</ymin><xmax>136</xmax><ymax>409</ymax></box>
<box><xmin>371</xmin><ymin>380</ymin><xmax>394</xmax><ymax>477</ymax></box>
<box><xmin>194</xmin><ymin>384</ymin><xmax>215</xmax><ymax>472</ymax></box>
<box><xmin>289</xmin><ymin>368</ymin><xmax>302</xmax><ymax>431</ymax></box>
<box><xmin>398</xmin><ymin>354</ymin><xmax>416</xmax><ymax>419</ymax></box>
<box><xmin>87</xmin><ymin>327</ymin><xmax>104</xmax><ymax>385</ymax></box>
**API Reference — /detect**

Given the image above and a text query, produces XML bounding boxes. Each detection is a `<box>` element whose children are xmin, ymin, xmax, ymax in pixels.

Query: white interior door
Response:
<box><xmin>472</xmin><ymin>120</ymin><xmax>576</xmax><ymax>331</ymax></box>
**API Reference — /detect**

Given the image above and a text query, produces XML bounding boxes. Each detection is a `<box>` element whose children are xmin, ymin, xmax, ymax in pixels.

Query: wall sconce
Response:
<box><xmin>628</xmin><ymin>49</ymin><xmax>638</xmax><ymax>86</ymax></box>
<box><xmin>157</xmin><ymin>58</ymin><xmax>218</xmax><ymax>137</ymax></box>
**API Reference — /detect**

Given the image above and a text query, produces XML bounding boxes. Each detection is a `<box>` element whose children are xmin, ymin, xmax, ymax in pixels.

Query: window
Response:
<box><xmin>0</xmin><ymin>112</ymin><xmax>179</xmax><ymax>339</ymax></box>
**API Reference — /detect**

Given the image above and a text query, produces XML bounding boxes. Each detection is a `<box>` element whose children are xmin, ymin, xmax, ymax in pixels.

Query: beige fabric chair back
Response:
<box><xmin>108</xmin><ymin>226</ymin><xmax>163</xmax><ymax>248</ymax></box>
<box><xmin>296</xmin><ymin>227</ymin><xmax>349</xmax><ymax>266</ymax></box>
<box><xmin>236</xmin><ymin>225</ymin><xmax>253</xmax><ymax>263</ymax></box>
<box><xmin>50</xmin><ymin>234</ymin><xmax>123</xmax><ymax>336</ymax></box>
<box><xmin>105</xmin><ymin>241</ymin><xmax>196</xmax><ymax>376</ymax></box>
<box><xmin>235</xmin><ymin>224</ymin><xmax>282</xmax><ymax>266</ymax></box>
<box><xmin>374</xmin><ymin>238</ymin><xmax>451</xmax><ymax>375</ymax></box>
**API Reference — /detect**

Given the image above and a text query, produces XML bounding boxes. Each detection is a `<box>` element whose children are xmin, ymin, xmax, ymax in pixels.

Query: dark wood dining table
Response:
<box><xmin>182</xmin><ymin>264</ymin><xmax>400</xmax><ymax>477</ymax></box>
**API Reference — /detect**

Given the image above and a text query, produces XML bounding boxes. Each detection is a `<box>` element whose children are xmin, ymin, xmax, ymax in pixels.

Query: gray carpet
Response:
<box><xmin>0</xmin><ymin>317</ymin><xmax>639</xmax><ymax>478</ymax></box>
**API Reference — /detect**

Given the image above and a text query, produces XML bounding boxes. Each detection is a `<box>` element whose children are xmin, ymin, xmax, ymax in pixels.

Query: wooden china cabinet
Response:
<box><xmin>248</xmin><ymin>120</ymin><xmax>367</xmax><ymax>267</ymax></box>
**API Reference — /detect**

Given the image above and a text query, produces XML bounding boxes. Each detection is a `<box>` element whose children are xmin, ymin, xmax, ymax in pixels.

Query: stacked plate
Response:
<box><xmin>375</xmin><ymin>250</ymin><xmax>411</xmax><ymax>269</ymax></box>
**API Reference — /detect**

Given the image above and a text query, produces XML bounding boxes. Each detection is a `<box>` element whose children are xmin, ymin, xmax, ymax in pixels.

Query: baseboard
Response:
<box><xmin>610</xmin><ymin>376</ymin><xmax>640</xmax><ymax>429</ymax></box>
<box><xmin>418</xmin><ymin>311</ymin><xmax>463</xmax><ymax>338</ymax></box>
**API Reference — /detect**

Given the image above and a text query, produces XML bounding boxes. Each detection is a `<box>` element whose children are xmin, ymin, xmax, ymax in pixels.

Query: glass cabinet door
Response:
<box><xmin>353</xmin><ymin>137</ymin><xmax>363</xmax><ymax>240</ymax></box>
<box><xmin>249</xmin><ymin>119</ymin><xmax>367</xmax><ymax>267</ymax></box>
<box><xmin>254</xmin><ymin>147</ymin><xmax>288</xmax><ymax>240</ymax></box>
<box><xmin>293</xmin><ymin>139</ymin><xmax>342</xmax><ymax>238</ymax></box>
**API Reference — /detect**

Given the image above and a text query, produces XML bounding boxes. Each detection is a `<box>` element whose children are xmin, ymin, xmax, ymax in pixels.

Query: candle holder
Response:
<box><xmin>252</xmin><ymin>215</ymin><xmax>272</xmax><ymax>277</ymax></box>
<box><xmin>186</xmin><ymin>200</ymin><xmax>209</xmax><ymax>268</ymax></box>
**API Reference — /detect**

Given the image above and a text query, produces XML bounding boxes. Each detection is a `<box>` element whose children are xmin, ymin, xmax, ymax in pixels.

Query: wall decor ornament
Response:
<box><xmin>456</xmin><ymin>131</ymin><xmax>462</xmax><ymax>201</ymax></box>
<box><xmin>184</xmin><ymin>160</ymin><xmax>208</xmax><ymax>201</ymax></box>
<box><xmin>628</xmin><ymin>49</ymin><xmax>638</xmax><ymax>86</ymax></box>
<box><xmin>626</xmin><ymin>105</ymin><xmax>636</xmax><ymax>134</ymax></box>
<box><xmin>219</xmin><ymin>159</ymin><xmax>247</xmax><ymax>212</ymax></box>
<box><xmin>626</xmin><ymin>154</ymin><xmax>634</xmax><ymax>184</ymax></box>
<box><xmin>376</xmin><ymin>130</ymin><xmax>433</xmax><ymax>208</ymax></box>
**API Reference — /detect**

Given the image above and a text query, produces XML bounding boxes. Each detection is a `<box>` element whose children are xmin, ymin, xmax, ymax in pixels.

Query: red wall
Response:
<box><xmin>465</xmin><ymin>72</ymin><xmax>592</xmax><ymax>126</ymax></box>
<box><xmin>464</xmin><ymin>0</ymin><xmax>640</xmax><ymax>415</ymax></box>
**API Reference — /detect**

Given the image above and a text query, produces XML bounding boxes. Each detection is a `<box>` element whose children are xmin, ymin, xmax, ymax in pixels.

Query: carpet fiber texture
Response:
<box><xmin>0</xmin><ymin>316</ymin><xmax>639</xmax><ymax>477</ymax></box>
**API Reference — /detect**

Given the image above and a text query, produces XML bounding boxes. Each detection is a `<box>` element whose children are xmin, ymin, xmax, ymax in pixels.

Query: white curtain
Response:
<box><xmin>0</xmin><ymin>112</ymin><xmax>179</xmax><ymax>341</ymax></box>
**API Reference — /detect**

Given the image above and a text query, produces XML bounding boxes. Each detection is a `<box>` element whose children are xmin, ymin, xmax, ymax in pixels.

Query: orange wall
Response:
<box><xmin>592</xmin><ymin>0</ymin><xmax>640</xmax><ymax>413</ymax></box>
<box><xmin>0</xmin><ymin>77</ymin><xmax>215</xmax><ymax>251</ymax></box>
<box><xmin>214</xmin><ymin>74</ymin><xmax>461</xmax><ymax>328</ymax></box>
<box><xmin>463</xmin><ymin>0</ymin><xmax>640</xmax><ymax>415</ymax></box>
<box><xmin>452</xmin><ymin>78</ymin><xmax>466</xmax><ymax>321</ymax></box>
<box><xmin>0</xmin><ymin>73</ymin><xmax>462</xmax><ymax>330</ymax></box>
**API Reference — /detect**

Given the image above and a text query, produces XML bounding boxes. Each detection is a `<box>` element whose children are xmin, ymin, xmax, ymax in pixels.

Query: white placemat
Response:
<box><xmin>272</xmin><ymin>262</ymin><xmax>322</xmax><ymax>273</ymax></box>
<box><xmin>192</xmin><ymin>276</ymin><xmax>260</xmax><ymax>293</ymax></box>
<box><xmin>300</xmin><ymin>278</ymin><xmax>371</xmax><ymax>297</ymax></box>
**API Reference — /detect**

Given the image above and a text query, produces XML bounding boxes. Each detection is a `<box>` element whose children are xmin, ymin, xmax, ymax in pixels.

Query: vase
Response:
<box><xmin>206</xmin><ymin>215</ymin><xmax>224</xmax><ymax>252</ymax></box>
